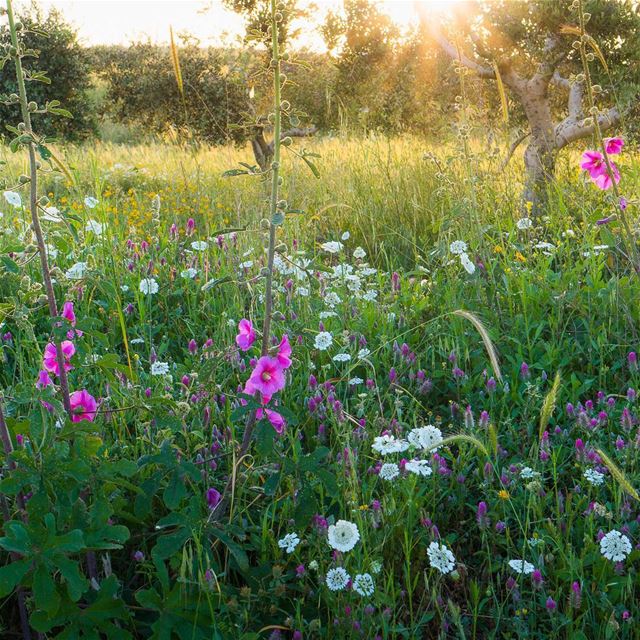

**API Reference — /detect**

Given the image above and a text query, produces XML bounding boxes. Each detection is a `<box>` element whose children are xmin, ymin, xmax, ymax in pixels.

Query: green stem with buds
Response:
<box><xmin>211</xmin><ymin>0</ymin><xmax>283</xmax><ymax>522</ymax></box>
<box><xmin>6</xmin><ymin>0</ymin><xmax>73</xmax><ymax>413</ymax></box>
<box><xmin>577</xmin><ymin>0</ymin><xmax>639</xmax><ymax>274</ymax></box>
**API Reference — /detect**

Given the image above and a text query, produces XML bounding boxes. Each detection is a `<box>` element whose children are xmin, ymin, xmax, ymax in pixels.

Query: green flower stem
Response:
<box><xmin>577</xmin><ymin>0</ymin><xmax>639</xmax><ymax>274</ymax></box>
<box><xmin>6</xmin><ymin>0</ymin><xmax>72</xmax><ymax>415</ymax></box>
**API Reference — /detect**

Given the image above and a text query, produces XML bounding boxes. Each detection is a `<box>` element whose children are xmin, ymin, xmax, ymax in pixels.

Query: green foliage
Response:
<box><xmin>89</xmin><ymin>42</ymin><xmax>251</xmax><ymax>145</ymax></box>
<box><xmin>0</xmin><ymin>3</ymin><xmax>97</xmax><ymax>141</ymax></box>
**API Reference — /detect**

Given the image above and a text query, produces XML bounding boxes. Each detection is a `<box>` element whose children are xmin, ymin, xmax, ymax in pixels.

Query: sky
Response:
<box><xmin>23</xmin><ymin>1</ymin><xmax>461</xmax><ymax>50</ymax></box>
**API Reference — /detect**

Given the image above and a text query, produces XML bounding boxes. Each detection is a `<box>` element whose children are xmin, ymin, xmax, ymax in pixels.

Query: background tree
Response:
<box><xmin>428</xmin><ymin>0</ymin><xmax>640</xmax><ymax>212</ymax></box>
<box><xmin>0</xmin><ymin>2</ymin><xmax>96</xmax><ymax>141</ymax></box>
<box><xmin>90</xmin><ymin>41</ymin><xmax>251</xmax><ymax>145</ymax></box>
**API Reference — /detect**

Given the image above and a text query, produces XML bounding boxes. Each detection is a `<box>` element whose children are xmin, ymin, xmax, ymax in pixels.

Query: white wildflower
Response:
<box><xmin>42</xmin><ymin>206</ymin><xmax>62</xmax><ymax>222</ymax></box>
<box><xmin>372</xmin><ymin>434</ymin><xmax>409</xmax><ymax>455</ymax></box>
<box><xmin>139</xmin><ymin>278</ymin><xmax>159</xmax><ymax>295</ymax></box>
<box><xmin>508</xmin><ymin>559</ymin><xmax>535</xmax><ymax>575</ymax></box>
<box><xmin>378</xmin><ymin>463</ymin><xmax>400</xmax><ymax>481</ymax></box>
<box><xmin>449</xmin><ymin>240</ymin><xmax>467</xmax><ymax>255</ymax></box>
<box><xmin>314</xmin><ymin>331</ymin><xmax>333</xmax><ymax>351</ymax></box>
<box><xmin>326</xmin><ymin>567</ymin><xmax>350</xmax><ymax>591</ymax></box>
<box><xmin>333</xmin><ymin>353</ymin><xmax>351</xmax><ymax>363</ymax></box>
<box><xmin>405</xmin><ymin>459</ymin><xmax>432</xmax><ymax>477</ymax></box>
<box><xmin>341</xmin><ymin>231</ymin><xmax>350</xmax><ymax>241</ymax></box>
<box><xmin>362</xmin><ymin>289</ymin><xmax>378</xmax><ymax>302</ymax></box>
<box><xmin>348</xmin><ymin>377</ymin><xmax>364</xmax><ymax>385</ymax></box>
<box><xmin>327</xmin><ymin>520</ymin><xmax>360</xmax><ymax>553</ymax></box>
<box><xmin>321</xmin><ymin>241</ymin><xmax>344</xmax><ymax>254</ymax></box>
<box><xmin>520</xmin><ymin>467</ymin><xmax>540</xmax><ymax>480</ymax></box>
<box><xmin>352</xmin><ymin>573</ymin><xmax>375</xmax><ymax>597</ymax></box>
<box><xmin>357</xmin><ymin>348</ymin><xmax>371</xmax><ymax>359</ymax></box>
<box><xmin>353</xmin><ymin>246</ymin><xmax>366</xmax><ymax>259</ymax></box>
<box><xmin>460</xmin><ymin>252</ymin><xmax>476</xmax><ymax>274</ymax></box>
<box><xmin>516</xmin><ymin>217</ymin><xmax>533</xmax><ymax>230</ymax></box>
<box><xmin>150</xmin><ymin>361</ymin><xmax>170</xmax><ymax>376</ymax></box>
<box><xmin>370</xmin><ymin>560</ymin><xmax>382</xmax><ymax>574</ymax></box>
<box><xmin>427</xmin><ymin>541</ymin><xmax>456</xmax><ymax>574</ymax></box>
<box><xmin>584</xmin><ymin>468</ymin><xmax>605</xmax><ymax>487</ymax></box>
<box><xmin>277</xmin><ymin>533</ymin><xmax>300</xmax><ymax>554</ymax></box>
<box><xmin>600</xmin><ymin>530</ymin><xmax>632</xmax><ymax>562</ymax></box>
<box><xmin>408</xmin><ymin>425</ymin><xmax>443</xmax><ymax>451</ymax></box>
<box><xmin>325</xmin><ymin>291</ymin><xmax>342</xmax><ymax>307</ymax></box>
<box><xmin>84</xmin><ymin>196</ymin><xmax>99</xmax><ymax>208</ymax></box>
<box><xmin>191</xmin><ymin>241</ymin><xmax>208</xmax><ymax>251</ymax></box>
<box><xmin>3</xmin><ymin>191</ymin><xmax>22</xmax><ymax>207</ymax></box>
<box><xmin>181</xmin><ymin>268</ymin><xmax>198</xmax><ymax>279</ymax></box>
<box><xmin>85</xmin><ymin>220</ymin><xmax>104</xmax><ymax>236</ymax></box>
<box><xmin>65</xmin><ymin>262</ymin><xmax>88</xmax><ymax>279</ymax></box>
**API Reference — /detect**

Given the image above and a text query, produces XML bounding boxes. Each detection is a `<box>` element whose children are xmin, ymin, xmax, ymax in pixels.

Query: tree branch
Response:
<box><xmin>427</xmin><ymin>23</ymin><xmax>495</xmax><ymax>79</ymax></box>
<box><xmin>501</xmin><ymin>131</ymin><xmax>531</xmax><ymax>170</ymax></box>
<box><xmin>551</xmin><ymin>71</ymin><xmax>571</xmax><ymax>90</ymax></box>
<box><xmin>555</xmin><ymin>108</ymin><xmax>620</xmax><ymax>149</ymax></box>
<box><xmin>531</xmin><ymin>35</ymin><xmax>567</xmax><ymax>85</ymax></box>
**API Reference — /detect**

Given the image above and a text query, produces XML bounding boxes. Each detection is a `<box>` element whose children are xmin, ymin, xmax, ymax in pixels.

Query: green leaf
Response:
<box><xmin>152</xmin><ymin>527</ymin><xmax>191</xmax><ymax>560</ymax></box>
<box><xmin>255</xmin><ymin>420</ymin><xmax>276</xmax><ymax>457</ymax></box>
<box><xmin>300</xmin><ymin>154</ymin><xmax>320</xmax><ymax>178</ymax></box>
<box><xmin>294</xmin><ymin>485</ymin><xmax>317</xmax><ymax>527</ymax></box>
<box><xmin>0</xmin><ymin>256</ymin><xmax>19</xmax><ymax>274</ymax></box>
<box><xmin>163</xmin><ymin>472</ymin><xmax>187</xmax><ymax>509</ymax></box>
<box><xmin>0</xmin><ymin>559</ymin><xmax>31</xmax><ymax>597</ymax></box>
<box><xmin>210</xmin><ymin>528</ymin><xmax>249</xmax><ymax>573</ymax></box>
<box><xmin>33</xmin><ymin>563</ymin><xmax>61</xmax><ymax>615</ymax></box>
<box><xmin>37</xmin><ymin>144</ymin><xmax>52</xmax><ymax>161</ymax></box>
<box><xmin>55</xmin><ymin>556</ymin><xmax>88</xmax><ymax>601</ymax></box>
<box><xmin>0</xmin><ymin>521</ymin><xmax>31</xmax><ymax>554</ymax></box>
<box><xmin>50</xmin><ymin>529</ymin><xmax>85</xmax><ymax>553</ymax></box>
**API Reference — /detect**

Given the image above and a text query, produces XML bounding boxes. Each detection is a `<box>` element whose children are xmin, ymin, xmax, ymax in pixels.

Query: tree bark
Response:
<box><xmin>515</xmin><ymin>80</ymin><xmax>557</xmax><ymax>215</ymax></box>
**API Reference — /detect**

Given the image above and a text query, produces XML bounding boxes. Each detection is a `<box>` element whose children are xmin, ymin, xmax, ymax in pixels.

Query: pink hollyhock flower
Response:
<box><xmin>580</xmin><ymin>150</ymin><xmax>620</xmax><ymax>190</ymax></box>
<box><xmin>69</xmin><ymin>389</ymin><xmax>97</xmax><ymax>422</ymax></box>
<box><xmin>43</xmin><ymin>340</ymin><xmax>75</xmax><ymax>376</ymax></box>
<box><xmin>236</xmin><ymin>319</ymin><xmax>256</xmax><ymax>351</ymax></box>
<box><xmin>35</xmin><ymin>369</ymin><xmax>53</xmax><ymax>390</ymax></box>
<box><xmin>62</xmin><ymin>301</ymin><xmax>83</xmax><ymax>338</ymax></box>
<box><xmin>277</xmin><ymin>334</ymin><xmax>292</xmax><ymax>369</ymax></box>
<box><xmin>257</xmin><ymin>407</ymin><xmax>286</xmax><ymax>433</ymax></box>
<box><xmin>605</xmin><ymin>137</ymin><xmax>624</xmax><ymax>155</ymax></box>
<box><xmin>593</xmin><ymin>162</ymin><xmax>620</xmax><ymax>190</ymax></box>
<box><xmin>246</xmin><ymin>356</ymin><xmax>285</xmax><ymax>397</ymax></box>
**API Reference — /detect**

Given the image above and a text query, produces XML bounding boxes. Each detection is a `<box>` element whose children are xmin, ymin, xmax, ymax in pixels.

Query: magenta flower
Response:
<box><xmin>276</xmin><ymin>334</ymin><xmax>292</xmax><ymax>369</ymax></box>
<box><xmin>236</xmin><ymin>319</ymin><xmax>256</xmax><ymax>351</ymax></box>
<box><xmin>35</xmin><ymin>369</ymin><xmax>53</xmax><ymax>390</ymax></box>
<box><xmin>43</xmin><ymin>340</ymin><xmax>75</xmax><ymax>376</ymax></box>
<box><xmin>69</xmin><ymin>389</ymin><xmax>97</xmax><ymax>423</ymax></box>
<box><xmin>246</xmin><ymin>356</ymin><xmax>285</xmax><ymax>398</ymax></box>
<box><xmin>206</xmin><ymin>487</ymin><xmax>221</xmax><ymax>510</ymax></box>
<box><xmin>605</xmin><ymin>137</ymin><xmax>624</xmax><ymax>155</ymax></box>
<box><xmin>257</xmin><ymin>407</ymin><xmax>286</xmax><ymax>433</ymax></box>
<box><xmin>62</xmin><ymin>301</ymin><xmax>83</xmax><ymax>339</ymax></box>
<box><xmin>62</xmin><ymin>301</ymin><xmax>76</xmax><ymax>325</ymax></box>
<box><xmin>580</xmin><ymin>150</ymin><xmax>620</xmax><ymax>190</ymax></box>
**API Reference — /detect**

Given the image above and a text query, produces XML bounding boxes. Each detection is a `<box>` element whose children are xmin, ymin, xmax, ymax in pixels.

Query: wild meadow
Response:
<box><xmin>2</xmin><ymin>0</ymin><xmax>640</xmax><ymax>638</ymax></box>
